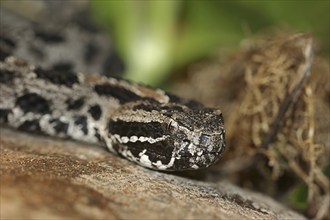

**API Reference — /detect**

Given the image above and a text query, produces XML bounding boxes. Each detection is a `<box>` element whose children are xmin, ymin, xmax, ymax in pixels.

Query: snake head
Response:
<box><xmin>107</xmin><ymin>100</ymin><xmax>226</xmax><ymax>171</ymax></box>
<box><xmin>163</xmin><ymin>104</ymin><xmax>226</xmax><ymax>170</ymax></box>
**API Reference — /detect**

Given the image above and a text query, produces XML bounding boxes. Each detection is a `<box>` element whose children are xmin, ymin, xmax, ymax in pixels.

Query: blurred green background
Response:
<box><xmin>91</xmin><ymin>1</ymin><xmax>329</xmax><ymax>86</ymax></box>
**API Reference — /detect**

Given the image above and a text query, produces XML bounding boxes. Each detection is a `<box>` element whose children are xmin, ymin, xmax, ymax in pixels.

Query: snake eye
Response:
<box><xmin>200</xmin><ymin>134</ymin><xmax>210</xmax><ymax>146</ymax></box>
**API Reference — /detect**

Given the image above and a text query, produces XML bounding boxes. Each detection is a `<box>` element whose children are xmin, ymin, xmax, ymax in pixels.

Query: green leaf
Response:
<box><xmin>91</xmin><ymin>1</ymin><xmax>329</xmax><ymax>86</ymax></box>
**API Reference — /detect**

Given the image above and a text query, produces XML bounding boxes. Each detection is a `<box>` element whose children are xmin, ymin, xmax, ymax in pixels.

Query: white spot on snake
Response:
<box><xmin>165</xmin><ymin>156</ymin><xmax>175</xmax><ymax>168</ymax></box>
<box><xmin>152</xmin><ymin>160</ymin><xmax>167</xmax><ymax>170</ymax></box>
<box><xmin>139</xmin><ymin>149</ymin><xmax>147</xmax><ymax>157</ymax></box>
<box><xmin>39</xmin><ymin>115</ymin><xmax>54</xmax><ymax>134</ymax></box>
<box><xmin>121</xmin><ymin>136</ymin><xmax>129</xmax><ymax>143</ymax></box>
<box><xmin>138</xmin><ymin>136</ymin><xmax>149</xmax><ymax>142</ymax></box>
<box><xmin>130</xmin><ymin>136</ymin><xmax>138</xmax><ymax>142</ymax></box>
<box><xmin>139</xmin><ymin>155</ymin><xmax>152</xmax><ymax>168</ymax></box>
<box><xmin>192</xmin><ymin>164</ymin><xmax>199</xmax><ymax>169</ymax></box>
<box><xmin>151</xmin><ymin>156</ymin><xmax>175</xmax><ymax>170</ymax></box>
<box><xmin>113</xmin><ymin>134</ymin><xmax>168</xmax><ymax>144</ymax></box>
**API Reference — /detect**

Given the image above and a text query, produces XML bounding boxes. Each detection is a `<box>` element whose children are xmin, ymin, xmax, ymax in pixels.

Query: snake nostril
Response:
<box><xmin>183</xmin><ymin>139</ymin><xmax>190</xmax><ymax>146</ymax></box>
<box><xmin>167</xmin><ymin>121</ymin><xmax>172</xmax><ymax>130</ymax></box>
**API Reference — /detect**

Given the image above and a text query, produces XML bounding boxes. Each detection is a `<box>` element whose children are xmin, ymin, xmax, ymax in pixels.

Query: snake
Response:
<box><xmin>0</xmin><ymin>7</ymin><xmax>225</xmax><ymax>171</ymax></box>
<box><xmin>0</xmin><ymin>55</ymin><xmax>226</xmax><ymax>171</ymax></box>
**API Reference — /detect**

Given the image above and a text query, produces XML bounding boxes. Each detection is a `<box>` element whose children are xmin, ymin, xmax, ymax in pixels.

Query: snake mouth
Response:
<box><xmin>169</xmin><ymin>150</ymin><xmax>223</xmax><ymax>171</ymax></box>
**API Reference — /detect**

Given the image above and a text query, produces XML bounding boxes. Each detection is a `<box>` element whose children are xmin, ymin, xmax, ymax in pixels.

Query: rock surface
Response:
<box><xmin>0</xmin><ymin>128</ymin><xmax>305</xmax><ymax>219</ymax></box>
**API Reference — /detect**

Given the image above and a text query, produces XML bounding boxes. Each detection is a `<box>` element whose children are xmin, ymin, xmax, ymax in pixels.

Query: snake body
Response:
<box><xmin>0</xmin><ymin>55</ymin><xmax>225</xmax><ymax>171</ymax></box>
<box><xmin>0</xmin><ymin>7</ymin><xmax>225</xmax><ymax>171</ymax></box>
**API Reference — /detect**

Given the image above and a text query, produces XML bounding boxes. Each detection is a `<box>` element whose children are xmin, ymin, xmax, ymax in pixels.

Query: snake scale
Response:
<box><xmin>0</xmin><ymin>8</ymin><xmax>225</xmax><ymax>171</ymax></box>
